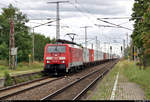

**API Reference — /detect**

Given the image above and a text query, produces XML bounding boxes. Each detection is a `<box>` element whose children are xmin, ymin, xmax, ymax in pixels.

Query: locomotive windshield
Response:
<box><xmin>47</xmin><ymin>46</ymin><xmax>66</xmax><ymax>53</ymax></box>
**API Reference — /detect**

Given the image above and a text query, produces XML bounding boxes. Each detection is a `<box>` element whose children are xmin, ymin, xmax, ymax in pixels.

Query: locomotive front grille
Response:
<box><xmin>44</xmin><ymin>64</ymin><xmax>66</xmax><ymax>73</ymax></box>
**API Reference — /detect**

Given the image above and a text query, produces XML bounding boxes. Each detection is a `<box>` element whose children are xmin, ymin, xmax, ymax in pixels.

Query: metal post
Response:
<box><xmin>127</xmin><ymin>33</ymin><xmax>128</xmax><ymax>48</ymax></box>
<box><xmin>32</xmin><ymin>28</ymin><xmax>35</xmax><ymax>63</ymax></box>
<box><xmin>126</xmin><ymin>33</ymin><xmax>129</xmax><ymax>61</ymax></box>
<box><xmin>99</xmin><ymin>40</ymin><xmax>101</xmax><ymax>51</ymax></box>
<box><xmin>9</xmin><ymin>19</ymin><xmax>15</xmax><ymax>69</ymax></box>
<box><xmin>104</xmin><ymin>42</ymin><xmax>107</xmax><ymax>53</ymax></box>
<box><xmin>121</xmin><ymin>46</ymin><xmax>123</xmax><ymax>57</ymax></box>
<box><xmin>134</xmin><ymin>46</ymin><xmax>136</xmax><ymax>62</ymax></box>
<box><xmin>47</xmin><ymin>1</ymin><xmax>69</xmax><ymax>40</ymax></box>
<box><xmin>31</xmin><ymin>21</ymin><xmax>54</xmax><ymax>63</ymax></box>
<box><xmin>56</xmin><ymin>2</ymin><xmax>60</xmax><ymax>40</ymax></box>
<box><xmin>96</xmin><ymin>36</ymin><xmax>97</xmax><ymax>50</ymax></box>
<box><xmin>80</xmin><ymin>26</ymin><xmax>92</xmax><ymax>48</ymax></box>
<box><xmin>110</xmin><ymin>46</ymin><xmax>112</xmax><ymax>59</ymax></box>
<box><xmin>123</xmin><ymin>39</ymin><xmax>125</xmax><ymax>56</ymax></box>
<box><xmin>91</xmin><ymin>43</ymin><xmax>93</xmax><ymax>49</ymax></box>
<box><xmin>85</xmin><ymin>27</ymin><xmax>87</xmax><ymax>48</ymax></box>
<box><xmin>96</xmin><ymin>36</ymin><xmax>98</xmax><ymax>60</ymax></box>
<box><xmin>95</xmin><ymin>24</ymin><xmax>101</xmax><ymax>51</ymax></box>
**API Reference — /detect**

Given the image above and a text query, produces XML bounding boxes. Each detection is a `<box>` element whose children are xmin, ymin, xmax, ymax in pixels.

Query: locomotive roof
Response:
<box><xmin>56</xmin><ymin>39</ymin><xmax>82</xmax><ymax>47</ymax></box>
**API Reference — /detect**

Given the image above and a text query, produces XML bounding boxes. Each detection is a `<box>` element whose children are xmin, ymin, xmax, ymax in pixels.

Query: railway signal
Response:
<box><xmin>110</xmin><ymin>46</ymin><xmax>112</xmax><ymax>59</ymax></box>
<box><xmin>121</xmin><ymin>46</ymin><xmax>123</xmax><ymax>57</ymax></box>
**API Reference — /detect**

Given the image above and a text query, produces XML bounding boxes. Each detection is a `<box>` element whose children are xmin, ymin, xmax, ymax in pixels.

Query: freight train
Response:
<box><xmin>43</xmin><ymin>40</ymin><xmax>117</xmax><ymax>75</ymax></box>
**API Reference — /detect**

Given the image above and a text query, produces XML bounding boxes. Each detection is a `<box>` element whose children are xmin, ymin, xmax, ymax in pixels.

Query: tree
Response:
<box><xmin>0</xmin><ymin>4</ymin><xmax>31</xmax><ymax>62</ymax></box>
<box><xmin>142</xmin><ymin>5</ymin><xmax>150</xmax><ymax>66</ymax></box>
<box><xmin>131</xmin><ymin>0</ymin><xmax>150</xmax><ymax>67</ymax></box>
<box><xmin>34</xmin><ymin>33</ymin><xmax>56</xmax><ymax>61</ymax></box>
<box><xmin>0</xmin><ymin>4</ymin><xmax>56</xmax><ymax>63</ymax></box>
<box><xmin>0</xmin><ymin>42</ymin><xmax>8</xmax><ymax>60</ymax></box>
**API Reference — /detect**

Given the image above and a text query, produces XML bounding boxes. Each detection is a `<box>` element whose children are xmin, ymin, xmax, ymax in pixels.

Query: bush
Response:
<box><xmin>4</xmin><ymin>71</ymin><xmax>13</xmax><ymax>86</ymax></box>
<box><xmin>136</xmin><ymin>62</ymin><xmax>141</xmax><ymax>66</ymax></box>
<box><xmin>15</xmin><ymin>78</ymin><xmax>29</xmax><ymax>83</ymax></box>
<box><xmin>0</xmin><ymin>66</ymin><xmax>7</xmax><ymax>70</ymax></box>
<box><xmin>18</xmin><ymin>63</ymin><xmax>24</xmax><ymax>67</ymax></box>
<box><xmin>0</xmin><ymin>60</ymin><xmax>8</xmax><ymax>66</ymax></box>
<box><xmin>123</xmin><ymin>61</ymin><xmax>150</xmax><ymax>99</ymax></box>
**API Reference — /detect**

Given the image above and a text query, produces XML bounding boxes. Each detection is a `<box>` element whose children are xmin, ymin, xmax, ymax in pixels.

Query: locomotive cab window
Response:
<box><xmin>47</xmin><ymin>46</ymin><xmax>66</xmax><ymax>53</ymax></box>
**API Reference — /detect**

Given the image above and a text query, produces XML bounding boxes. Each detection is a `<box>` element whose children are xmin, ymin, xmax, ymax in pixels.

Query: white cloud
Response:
<box><xmin>0</xmin><ymin>0</ymin><xmax>134</xmax><ymax>56</ymax></box>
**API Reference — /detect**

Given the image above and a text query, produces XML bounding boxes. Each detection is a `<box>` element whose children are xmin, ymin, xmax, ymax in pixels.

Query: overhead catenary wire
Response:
<box><xmin>69</xmin><ymin>2</ymin><xmax>96</xmax><ymax>27</ymax></box>
<box><xmin>32</xmin><ymin>20</ymin><xmax>55</xmax><ymax>28</ymax></box>
<box><xmin>69</xmin><ymin>0</ymin><xmax>133</xmax><ymax>49</ymax></box>
<box><xmin>71</xmin><ymin>0</ymin><xmax>100</xmax><ymax>26</ymax></box>
<box><xmin>71</xmin><ymin>1</ymin><xmax>133</xmax><ymax>28</ymax></box>
<box><xmin>98</xmin><ymin>17</ymin><xmax>142</xmax><ymax>19</ymax></box>
<box><xmin>97</xmin><ymin>18</ymin><xmax>133</xmax><ymax>31</ymax></box>
<box><xmin>71</xmin><ymin>0</ymin><xmax>135</xmax><ymax>32</ymax></box>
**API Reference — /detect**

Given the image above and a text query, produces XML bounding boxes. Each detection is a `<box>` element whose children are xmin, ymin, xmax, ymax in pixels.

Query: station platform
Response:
<box><xmin>86</xmin><ymin>61</ymin><xmax>146</xmax><ymax>100</ymax></box>
<box><xmin>112</xmin><ymin>72</ymin><xmax>145</xmax><ymax>100</ymax></box>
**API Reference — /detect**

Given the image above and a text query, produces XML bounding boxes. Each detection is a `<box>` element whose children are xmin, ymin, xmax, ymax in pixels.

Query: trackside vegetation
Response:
<box><xmin>0</xmin><ymin>4</ymin><xmax>56</xmax><ymax>63</ymax></box>
<box><xmin>123</xmin><ymin>60</ymin><xmax>150</xmax><ymax>99</ymax></box>
<box><xmin>131</xmin><ymin>0</ymin><xmax>150</xmax><ymax>67</ymax></box>
<box><xmin>89</xmin><ymin>61</ymin><xmax>120</xmax><ymax>100</ymax></box>
<box><xmin>0</xmin><ymin>60</ymin><xmax>43</xmax><ymax>78</ymax></box>
<box><xmin>0</xmin><ymin>4</ymin><xmax>56</xmax><ymax>76</ymax></box>
<box><xmin>89</xmin><ymin>60</ymin><xmax>149</xmax><ymax>100</ymax></box>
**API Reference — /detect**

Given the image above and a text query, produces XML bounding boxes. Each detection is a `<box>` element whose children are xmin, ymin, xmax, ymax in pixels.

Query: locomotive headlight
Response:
<box><xmin>46</xmin><ymin>57</ymin><xmax>52</xmax><ymax>60</ymax></box>
<box><xmin>47</xmin><ymin>61</ymin><xmax>50</xmax><ymax>63</ymax></box>
<box><xmin>61</xmin><ymin>61</ymin><xmax>65</xmax><ymax>63</ymax></box>
<box><xmin>59</xmin><ymin>57</ymin><xmax>66</xmax><ymax>60</ymax></box>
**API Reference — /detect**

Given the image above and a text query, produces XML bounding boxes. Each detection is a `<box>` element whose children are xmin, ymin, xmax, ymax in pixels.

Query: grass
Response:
<box><xmin>122</xmin><ymin>60</ymin><xmax>150</xmax><ymax>99</ymax></box>
<box><xmin>89</xmin><ymin>59</ymin><xmax>150</xmax><ymax>100</ymax></box>
<box><xmin>3</xmin><ymin>72</ymin><xmax>43</xmax><ymax>87</ymax></box>
<box><xmin>89</xmin><ymin>61</ymin><xmax>120</xmax><ymax>100</ymax></box>
<box><xmin>0</xmin><ymin>60</ymin><xmax>43</xmax><ymax>78</ymax></box>
<box><xmin>14</xmin><ymin>73</ymin><xmax>43</xmax><ymax>84</ymax></box>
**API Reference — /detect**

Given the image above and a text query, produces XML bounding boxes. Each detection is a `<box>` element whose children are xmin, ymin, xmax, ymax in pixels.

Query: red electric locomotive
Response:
<box><xmin>43</xmin><ymin>39</ymin><xmax>117</xmax><ymax>75</ymax></box>
<box><xmin>43</xmin><ymin>44</ymin><xmax>83</xmax><ymax>74</ymax></box>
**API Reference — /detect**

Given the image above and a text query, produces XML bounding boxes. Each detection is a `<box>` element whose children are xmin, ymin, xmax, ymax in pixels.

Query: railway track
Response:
<box><xmin>0</xmin><ymin>76</ymin><xmax>63</xmax><ymax>100</ymax></box>
<box><xmin>0</xmin><ymin>60</ymin><xmax>118</xmax><ymax>100</ymax></box>
<box><xmin>41</xmin><ymin>60</ymin><xmax>118</xmax><ymax>100</ymax></box>
<box><xmin>11</xmin><ymin>71</ymin><xmax>42</xmax><ymax>79</ymax></box>
<box><xmin>0</xmin><ymin>71</ymin><xmax>43</xmax><ymax>89</ymax></box>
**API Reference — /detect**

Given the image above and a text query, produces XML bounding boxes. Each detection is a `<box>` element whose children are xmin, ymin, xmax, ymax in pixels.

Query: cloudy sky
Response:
<box><xmin>0</xmin><ymin>0</ymin><xmax>135</xmax><ymax>56</ymax></box>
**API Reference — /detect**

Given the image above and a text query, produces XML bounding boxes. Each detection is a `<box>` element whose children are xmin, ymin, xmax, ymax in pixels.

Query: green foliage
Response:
<box><xmin>123</xmin><ymin>60</ymin><xmax>150</xmax><ymax>99</ymax></box>
<box><xmin>0</xmin><ymin>61</ymin><xmax>43</xmax><ymax>78</ymax></box>
<box><xmin>0</xmin><ymin>43</ymin><xmax>9</xmax><ymax>60</ymax></box>
<box><xmin>0</xmin><ymin>4</ymin><xmax>31</xmax><ymax>62</ymax></box>
<box><xmin>4</xmin><ymin>71</ymin><xmax>13</xmax><ymax>86</ymax></box>
<box><xmin>34</xmin><ymin>34</ymin><xmax>53</xmax><ymax>61</ymax></box>
<box><xmin>90</xmin><ymin>61</ymin><xmax>120</xmax><ymax>100</ymax></box>
<box><xmin>28</xmin><ymin>74</ymin><xmax>42</xmax><ymax>80</ymax></box>
<box><xmin>131</xmin><ymin>0</ymin><xmax>150</xmax><ymax>67</ymax></box>
<box><xmin>0</xmin><ymin>4</ymin><xmax>56</xmax><ymax>63</ymax></box>
<box><xmin>15</xmin><ymin>77</ymin><xmax>28</xmax><ymax>83</ymax></box>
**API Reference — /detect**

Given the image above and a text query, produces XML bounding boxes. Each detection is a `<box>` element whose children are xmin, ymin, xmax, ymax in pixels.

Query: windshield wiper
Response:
<box><xmin>54</xmin><ymin>46</ymin><xmax>60</xmax><ymax>53</ymax></box>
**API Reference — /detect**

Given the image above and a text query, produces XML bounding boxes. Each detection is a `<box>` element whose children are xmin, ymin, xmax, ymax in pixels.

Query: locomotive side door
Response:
<box><xmin>69</xmin><ymin>47</ymin><xmax>72</xmax><ymax>67</ymax></box>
